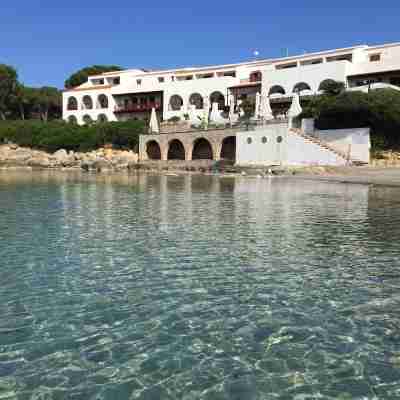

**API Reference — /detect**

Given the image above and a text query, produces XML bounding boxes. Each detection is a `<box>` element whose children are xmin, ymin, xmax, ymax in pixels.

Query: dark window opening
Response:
<box><xmin>369</xmin><ymin>54</ymin><xmax>381</xmax><ymax>62</ymax></box>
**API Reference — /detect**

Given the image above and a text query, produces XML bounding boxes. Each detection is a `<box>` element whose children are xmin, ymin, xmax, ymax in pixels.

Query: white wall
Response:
<box><xmin>62</xmin><ymin>90</ymin><xmax>118</xmax><ymax>124</ymax></box>
<box><xmin>62</xmin><ymin>42</ymin><xmax>400</xmax><ymax>124</ymax></box>
<box><xmin>63</xmin><ymin>69</ymin><xmax>243</xmax><ymax>124</ymax></box>
<box><xmin>162</xmin><ymin>76</ymin><xmax>237</xmax><ymax>120</ymax></box>
<box><xmin>315</xmin><ymin>128</ymin><xmax>370</xmax><ymax>163</ymax></box>
<box><xmin>261</xmin><ymin>60</ymin><xmax>350</xmax><ymax>95</ymax></box>
<box><xmin>286</xmin><ymin>132</ymin><xmax>347</xmax><ymax>166</ymax></box>
<box><xmin>236</xmin><ymin>125</ymin><xmax>348</xmax><ymax>166</ymax></box>
<box><xmin>348</xmin><ymin>44</ymin><xmax>400</xmax><ymax>78</ymax></box>
<box><xmin>236</xmin><ymin>124</ymin><xmax>288</xmax><ymax>165</ymax></box>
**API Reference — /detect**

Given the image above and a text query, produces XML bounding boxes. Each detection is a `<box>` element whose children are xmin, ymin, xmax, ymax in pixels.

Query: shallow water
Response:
<box><xmin>1</xmin><ymin>171</ymin><xmax>400</xmax><ymax>399</ymax></box>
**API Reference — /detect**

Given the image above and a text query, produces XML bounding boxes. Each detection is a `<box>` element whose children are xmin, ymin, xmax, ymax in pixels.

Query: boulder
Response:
<box><xmin>128</xmin><ymin>161</ymin><xmax>140</xmax><ymax>171</ymax></box>
<box><xmin>28</xmin><ymin>155</ymin><xmax>52</xmax><ymax>168</ymax></box>
<box><xmin>53</xmin><ymin>149</ymin><xmax>68</xmax><ymax>160</ymax></box>
<box><xmin>81</xmin><ymin>160</ymin><xmax>95</xmax><ymax>171</ymax></box>
<box><xmin>0</xmin><ymin>151</ymin><xmax>31</xmax><ymax>167</ymax></box>
<box><xmin>52</xmin><ymin>149</ymin><xmax>71</xmax><ymax>166</ymax></box>
<box><xmin>114</xmin><ymin>162</ymin><xmax>129</xmax><ymax>170</ymax></box>
<box><xmin>93</xmin><ymin>159</ymin><xmax>112</xmax><ymax>172</ymax></box>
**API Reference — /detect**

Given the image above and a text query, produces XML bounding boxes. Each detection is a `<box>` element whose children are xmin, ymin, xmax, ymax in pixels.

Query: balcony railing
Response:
<box><xmin>114</xmin><ymin>103</ymin><xmax>161</xmax><ymax>113</ymax></box>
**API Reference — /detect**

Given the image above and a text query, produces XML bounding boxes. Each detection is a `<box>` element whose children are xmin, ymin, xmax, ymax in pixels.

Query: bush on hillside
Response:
<box><xmin>0</xmin><ymin>119</ymin><xmax>146</xmax><ymax>152</ymax></box>
<box><xmin>298</xmin><ymin>88</ymin><xmax>400</xmax><ymax>150</ymax></box>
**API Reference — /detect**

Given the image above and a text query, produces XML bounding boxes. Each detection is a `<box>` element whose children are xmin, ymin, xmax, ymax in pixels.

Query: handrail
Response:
<box><xmin>289</xmin><ymin>128</ymin><xmax>366</xmax><ymax>165</ymax></box>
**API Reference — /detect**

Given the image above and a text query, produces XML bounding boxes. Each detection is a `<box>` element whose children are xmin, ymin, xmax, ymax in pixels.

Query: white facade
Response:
<box><xmin>63</xmin><ymin>42</ymin><xmax>400</xmax><ymax>125</ymax></box>
<box><xmin>236</xmin><ymin>125</ymin><xmax>370</xmax><ymax>167</ymax></box>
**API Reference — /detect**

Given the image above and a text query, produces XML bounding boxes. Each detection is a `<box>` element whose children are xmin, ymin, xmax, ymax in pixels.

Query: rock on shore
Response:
<box><xmin>0</xmin><ymin>145</ymin><xmax>138</xmax><ymax>171</ymax></box>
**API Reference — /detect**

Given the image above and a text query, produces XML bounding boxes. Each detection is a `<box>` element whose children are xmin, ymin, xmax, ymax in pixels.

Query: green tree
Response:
<box><xmin>239</xmin><ymin>98</ymin><xmax>255</xmax><ymax>120</ymax></box>
<box><xmin>64</xmin><ymin>65</ymin><xmax>124</xmax><ymax>88</ymax></box>
<box><xmin>32</xmin><ymin>86</ymin><xmax>62</xmax><ymax>121</ymax></box>
<box><xmin>298</xmin><ymin>88</ymin><xmax>400</xmax><ymax>149</ymax></box>
<box><xmin>319</xmin><ymin>80</ymin><xmax>345</xmax><ymax>96</ymax></box>
<box><xmin>9</xmin><ymin>84</ymin><xmax>36</xmax><ymax>120</ymax></box>
<box><xmin>239</xmin><ymin>98</ymin><xmax>255</xmax><ymax>129</ymax></box>
<box><xmin>0</xmin><ymin>64</ymin><xmax>18</xmax><ymax>120</ymax></box>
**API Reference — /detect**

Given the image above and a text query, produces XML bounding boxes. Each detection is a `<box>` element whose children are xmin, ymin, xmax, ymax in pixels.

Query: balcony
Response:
<box><xmin>114</xmin><ymin>103</ymin><xmax>161</xmax><ymax>114</ymax></box>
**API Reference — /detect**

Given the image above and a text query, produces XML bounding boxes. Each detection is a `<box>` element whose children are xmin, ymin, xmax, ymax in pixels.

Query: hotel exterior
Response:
<box><xmin>63</xmin><ymin>42</ymin><xmax>400</xmax><ymax>126</ymax></box>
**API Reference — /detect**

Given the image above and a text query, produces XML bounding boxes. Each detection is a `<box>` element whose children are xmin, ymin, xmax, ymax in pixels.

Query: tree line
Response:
<box><xmin>0</xmin><ymin>64</ymin><xmax>124</xmax><ymax>122</ymax></box>
<box><xmin>0</xmin><ymin>64</ymin><xmax>61</xmax><ymax>121</ymax></box>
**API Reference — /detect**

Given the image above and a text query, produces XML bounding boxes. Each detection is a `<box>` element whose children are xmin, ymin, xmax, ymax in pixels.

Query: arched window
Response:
<box><xmin>67</xmin><ymin>97</ymin><xmax>78</xmax><ymax>111</ymax></box>
<box><xmin>97</xmin><ymin>114</ymin><xmax>108</xmax><ymax>123</ymax></box>
<box><xmin>192</xmin><ymin>138</ymin><xmax>213</xmax><ymax>160</ymax></box>
<box><xmin>82</xmin><ymin>115</ymin><xmax>92</xmax><ymax>125</ymax></box>
<box><xmin>82</xmin><ymin>95</ymin><xmax>93</xmax><ymax>110</ymax></box>
<box><xmin>67</xmin><ymin>115</ymin><xmax>77</xmax><ymax>124</ymax></box>
<box><xmin>189</xmin><ymin>93</ymin><xmax>203</xmax><ymax>109</ymax></box>
<box><xmin>293</xmin><ymin>82</ymin><xmax>311</xmax><ymax>93</ymax></box>
<box><xmin>98</xmin><ymin>94</ymin><xmax>108</xmax><ymax>109</ymax></box>
<box><xmin>167</xmin><ymin>139</ymin><xmax>185</xmax><ymax>160</ymax></box>
<box><xmin>146</xmin><ymin>140</ymin><xmax>161</xmax><ymax>160</ymax></box>
<box><xmin>209</xmin><ymin>91</ymin><xmax>225</xmax><ymax>110</ymax></box>
<box><xmin>269</xmin><ymin>85</ymin><xmax>286</xmax><ymax>96</ymax></box>
<box><xmin>169</xmin><ymin>95</ymin><xmax>183</xmax><ymax>111</ymax></box>
<box><xmin>250</xmin><ymin>71</ymin><xmax>262</xmax><ymax>82</ymax></box>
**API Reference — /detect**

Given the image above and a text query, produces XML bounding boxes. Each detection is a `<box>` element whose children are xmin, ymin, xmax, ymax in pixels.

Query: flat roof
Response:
<box><xmin>65</xmin><ymin>41</ymin><xmax>400</xmax><ymax>90</ymax></box>
<box><xmin>93</xmin><ymin>43</ymin><xmax>372</xmax><ymax>78</ymax></box>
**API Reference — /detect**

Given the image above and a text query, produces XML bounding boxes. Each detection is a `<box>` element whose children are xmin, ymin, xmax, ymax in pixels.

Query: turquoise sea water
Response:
<box><xmin>1</xmin><ymin>171</ymin><xmax>400</xmax><ymax>399</ymax></box>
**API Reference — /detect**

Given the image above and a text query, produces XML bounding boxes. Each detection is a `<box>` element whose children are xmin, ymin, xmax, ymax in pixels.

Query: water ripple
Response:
<box><xmin>1</xmin><ymin>172</ymin><xmax>400</xmax><ymax>399</ymax></box>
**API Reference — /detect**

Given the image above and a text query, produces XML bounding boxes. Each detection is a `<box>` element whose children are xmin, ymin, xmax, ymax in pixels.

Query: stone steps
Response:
<box><xmin>289</xmin><ymin>129</ymin><xmax>367</xmax><ymax>165</ymax></box>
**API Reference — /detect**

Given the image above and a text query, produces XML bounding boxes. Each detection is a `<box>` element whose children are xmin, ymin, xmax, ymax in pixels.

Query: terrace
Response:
<box><xmin>114</xmin><ymin>102</ymin><xmax>161</xmax><ymax>114</ymax></box>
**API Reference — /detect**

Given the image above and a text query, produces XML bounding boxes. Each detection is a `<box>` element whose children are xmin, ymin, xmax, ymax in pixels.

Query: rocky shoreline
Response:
<box><xmin>0</xmin><ymin>144</ymin><xmax>139</xmax><ymax>172</ymax></box>
<box><xmin>1</xmin><ymin>145</ymin><xmax>400</xmax><ymax>187</ymax></box>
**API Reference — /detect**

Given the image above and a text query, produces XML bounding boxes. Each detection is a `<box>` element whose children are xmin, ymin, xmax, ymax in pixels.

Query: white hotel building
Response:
<box><xmin>62</xmin><ymin>42</ymin><xmax>400</xmax><ymax>125</ymax></box>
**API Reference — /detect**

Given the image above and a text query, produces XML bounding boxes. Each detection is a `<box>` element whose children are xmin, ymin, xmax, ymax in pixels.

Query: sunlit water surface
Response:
<box><xmin>1</xmin><ymin>171</ymin><xmax>400</xmax><ymax>400</ymax></box>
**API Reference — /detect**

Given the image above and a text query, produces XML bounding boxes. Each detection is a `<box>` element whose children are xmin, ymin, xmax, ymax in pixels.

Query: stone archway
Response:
<box><xmin>146</xmin><ymin>140</ymin><xmax>161</xmax><ymax>160</ymax></box>
<box><xmin>168</xmin><ymin>139</ymin><xmax>186</xmax><ymax>160</ymax></box>
<box><xmin>192</xmin><ymin>138</ymin><xmax>213</xmax><ymax>160</ymax></box>
<box><xmin>220</xmin><ymin>136</ymin><xmax>236</xmax><ymax>161</ymax></box>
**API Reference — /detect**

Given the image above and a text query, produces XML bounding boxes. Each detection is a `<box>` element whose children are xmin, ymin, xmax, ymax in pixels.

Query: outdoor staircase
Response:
<box><xmin>289</xmin><ymin>128</ymin><xmax>367</xmax><ymax>166</ymax></box>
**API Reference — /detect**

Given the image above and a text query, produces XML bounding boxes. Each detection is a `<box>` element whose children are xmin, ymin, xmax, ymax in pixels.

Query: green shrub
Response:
<box><xmin>239</xmin><ymin>99</ymin><xmax>255</xmax><ymax>120</ymax></box>
<box><xmin>0</xmin><ymin>119</ymin><xmax>145</xmax><ymax>152</ymax></box>
<box><xmin>168</xmin><ymin>116</ymin><xmax>181</xmax><ymax>123</ymax></box>
<box><xmin>298</xmin><ymin>89</ymin><xmax>400</xmax><ymax>150</ymax></box>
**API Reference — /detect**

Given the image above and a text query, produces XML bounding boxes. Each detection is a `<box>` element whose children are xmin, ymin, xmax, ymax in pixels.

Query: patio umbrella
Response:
<box><xmin>260</xmin><ymin>91</ymin><xmax>273</xmax><ymax>121</ymax></box>
<box><xmin>149</xmin><ymin>107</ymin><xmax>159</xmax><ymax>134</ymax></box>
<box><xmin>288</xmin><ymin>92</ymin><xmax>302</xmax><ymax>128</ymax></box>
<box><xmin>237</xmin><ymin>99</ymin><xmax>244</xmax><ymax>117</ymax></box>
<box><xmin>228</xmin><ymin>94</ymin><xmax>237</xmax><ymax>125</ymax></box>
<box><xmin>288</xmin><ymin>92</ymin><xmax>302</xmax><ymax>118</ymax></box>
<box><xmin>210</xmin><ymin>102</ymin><xmax>221</xmax><ymax>124</ymax></box>
<box><xmin>255</xmin><ymin>92</ymin><xmax>261</xmax><ymax>118</ymax></box>
<box><xmin>202</xmin><ymin>96</ymin><xmax>209</xmax><ymax>129</ymax></box>
<box><xmin>189</xmin><ymin>104</ymin><xmax>198</xmax><ymax>126</ymax></box>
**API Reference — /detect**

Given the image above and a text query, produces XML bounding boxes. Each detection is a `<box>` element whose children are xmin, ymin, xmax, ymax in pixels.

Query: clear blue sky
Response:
<box><xmin>1</xmin><ymin>1</ymin><xmax>399</xmax><ymax>89</ymax></box>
